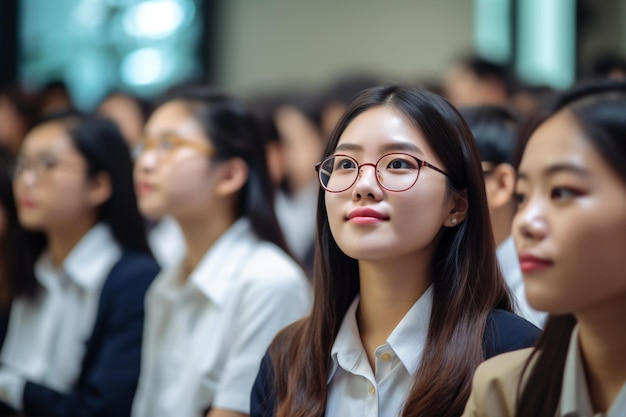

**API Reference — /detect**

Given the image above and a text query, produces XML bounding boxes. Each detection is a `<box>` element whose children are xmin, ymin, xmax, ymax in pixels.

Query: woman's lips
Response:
<box><xmin>347</xmin><ymin>207</ymin><xmax>389</xmax><ymax>224</ymax></box>
<box><xmin>136</xmin><ymin>182</ymin><xmax>155</xmax><ymax>195</ymax></box>
<box><xmin>20</xmin><ymin>199</ymin><xmax>36</xmax><ymax>209</ymax></box>
<box><xmin>518</xmin><ymin>253</ymin><xmax>554</xmax><ymax>273</ymax></box>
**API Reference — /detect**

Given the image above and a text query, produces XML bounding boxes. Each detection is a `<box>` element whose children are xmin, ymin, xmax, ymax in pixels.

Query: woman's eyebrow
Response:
<box><xmin>334</xmin><ymin>143</ymin><xmax>362</xmax><ymax>152</ymax></box>
<box><xmin>380</xmin><ymin>142</ymin><xmax>422</xmax><ymax>154</ymax></box>
<box><xmin>517</xmin><ymin>163</ymin><xmax>591</xmax><ymax>180</ymax></box>
<box><xmin>334</xmin><ymin>142</ymin><xmax>423</xmax><ymax>154</ymax></box>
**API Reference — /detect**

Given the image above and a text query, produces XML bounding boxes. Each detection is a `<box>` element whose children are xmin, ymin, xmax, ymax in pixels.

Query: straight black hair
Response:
<box><xmin>0</xmin><ymin>148</ymin><xmax>44</xmax><ymax>307</ymax></box>
<box><xmin>66</xmin><ymin>115</ymin><xmax>152</xmax><ymax>254</ymax></box>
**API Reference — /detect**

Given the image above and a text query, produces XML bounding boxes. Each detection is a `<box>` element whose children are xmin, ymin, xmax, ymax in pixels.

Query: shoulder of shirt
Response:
<box><xmin>464</xmin><ymin>348</ymin><xmax>534</xmax><ymax>417</ymax></box>
<box><xmin>238</xmin><ymin>241</ymin><xmax>307</xmax><ymax>283</ymax></box>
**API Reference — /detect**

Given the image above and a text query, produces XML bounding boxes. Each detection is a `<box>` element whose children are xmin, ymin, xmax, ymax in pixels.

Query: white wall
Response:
<box><xmin>214</xmin><ymin>0</ymin><xmax>474</xmax><ymax>97</ymax></box>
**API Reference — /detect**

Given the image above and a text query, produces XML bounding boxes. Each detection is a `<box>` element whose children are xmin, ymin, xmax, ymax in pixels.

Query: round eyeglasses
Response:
<box><xmin>315</xmin><ymin>152</ymin><xmax>449</xmax><ymax>193</ymax></box>
<box><xmin>137</xmin><ymin>134</ymin><xmax>214</xmax><ymax>161</ymax></box>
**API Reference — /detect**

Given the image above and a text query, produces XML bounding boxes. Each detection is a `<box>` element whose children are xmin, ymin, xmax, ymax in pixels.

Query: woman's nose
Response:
<box><xmin>514</xmin><ymin>198</ymin><xmax>548</xmax><ymax>242</ymax></box>
<box><xmin>352</xmin><ymin>164</ymin><xmax>383</xmax><ymax>200</ymax></box>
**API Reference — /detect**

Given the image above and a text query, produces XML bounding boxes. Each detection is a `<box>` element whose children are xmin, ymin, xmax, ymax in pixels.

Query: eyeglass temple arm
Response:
<box><xmin>421</xmin><ymin>160</ymin><xmax>449</xmax><ymax>177</ymax></box>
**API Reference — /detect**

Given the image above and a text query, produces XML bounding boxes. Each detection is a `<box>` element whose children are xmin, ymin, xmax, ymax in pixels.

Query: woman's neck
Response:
<box><xmin>357</xmin><ymin>254</ymin><xmax>432</xmax><ymax>369</ymax></box>
<box><xmin>175</xmin><ymin>210</ymin><xmax>236</xmax><ymax>280</ymax></box>
<box><xmin>47</xmin><ymin>216</ymin><xmax>98</xmax><ymax>267</ymax></box>
<box><xmin>577</xmin><ymin>295</ymin><xmax>626</xmax><ymax>413</ymax></box>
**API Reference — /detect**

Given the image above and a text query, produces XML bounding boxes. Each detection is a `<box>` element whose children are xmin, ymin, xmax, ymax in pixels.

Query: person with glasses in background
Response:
<box><xmin>251</xmin><ymin>85</ymin><xmax>539</xmax><ymax>417</ymax></box>
<box><xmin>0</xmin><ymin>114</ymin><xmax>159</xmax><ymax>417</ymax></box>
<box><xmin>459</xmin><ymin>106</ymin><xmax>546</xmax><ymax>328</ymax></box>
<box><xmin>463</xmin><ymin>79</ymin><xmax>626</xmax><ymax>417</ymax></box>
<box><xmin>130</xmin><ymin>87</ymin><xmax>311</xmax><ymax>417</ymax></box>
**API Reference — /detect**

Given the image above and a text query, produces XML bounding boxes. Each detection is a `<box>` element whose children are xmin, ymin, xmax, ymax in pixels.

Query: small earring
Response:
<box><xmin>450</xmin><ymin>218</ymin><xmax>457</xmax><ymax>225</ymax></box>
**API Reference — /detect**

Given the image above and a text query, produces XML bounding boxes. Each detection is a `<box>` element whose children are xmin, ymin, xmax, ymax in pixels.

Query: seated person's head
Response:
<box><xmin>460</xmin><ymin>105</ymin><xmax>519</xmax><ymax>245</ymax></box>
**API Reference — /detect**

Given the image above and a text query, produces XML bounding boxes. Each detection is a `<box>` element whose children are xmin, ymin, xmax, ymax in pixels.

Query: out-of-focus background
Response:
<box><xmin>1</xmin><ymin>0</ymin><xmax>625</xmax><ymax>110</ymax></box>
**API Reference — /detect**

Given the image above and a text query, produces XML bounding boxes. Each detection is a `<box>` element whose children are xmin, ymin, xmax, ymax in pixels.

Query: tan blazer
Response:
<box><xmin>462</xmin><ymin>348</ymin><xmax>535</xmax><ymax>417</ymax></box>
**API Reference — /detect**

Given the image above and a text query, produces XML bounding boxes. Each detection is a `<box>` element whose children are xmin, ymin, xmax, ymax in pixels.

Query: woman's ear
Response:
<box><xmin>485</xmin><ymin>163</ymin><xmax>516</xmax><ymax>209</ymax></box>
<box><xmin>445</xmin><ymin>189</ymin><xmax>468</xmax><ymax>227</ymax></box>
<box><xmin>214</xmin><ymin>157</ymin><xmax>249</xmax><ymax>197</ymax></box>
<box><xmin>87</xmin><ymin>172</ymin><xmax>112</xmax><ymax>207</ymax></box>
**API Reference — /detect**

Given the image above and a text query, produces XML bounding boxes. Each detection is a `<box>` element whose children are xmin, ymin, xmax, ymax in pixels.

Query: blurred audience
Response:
<box><xmin>460</xmin><ymin>105</ymin><xmax>546</xmax><ymax>328</ymax></box>
<box><xmin>1</xmin><ymin>114</ymin><xmax>158</xmax><ymax>416</ymax></box>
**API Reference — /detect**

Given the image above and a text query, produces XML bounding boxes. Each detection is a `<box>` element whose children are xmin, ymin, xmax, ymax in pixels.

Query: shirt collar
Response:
<box><xmin>35</xmin><ymin>223</ymin><xmax>122</xmax><ymax>292</ymax></box>
<box><xmin>327</xmin><ymin>285</ymin><xmax>434</xmax><ymax>383</ymax></box>
<box><xmin>560</xmin><ymin>325</ymin><xmax>626</xmax><ymax>417</ymax></box>
<box><xmin>560</xmin><ymin>325</ymin><xmax>595</xmax><ymax>417</ymax></box>
<box><xmin>152</xmin><ymin>218</ymin><xmax>257</xmax><ymax>306</ymax></box>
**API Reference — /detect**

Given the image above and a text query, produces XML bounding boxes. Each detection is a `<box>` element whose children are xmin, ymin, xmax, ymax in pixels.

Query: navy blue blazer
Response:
<box><xmin>250</xmin><ymin>309</ymin><xmax>540</xmax><ymax>417</ymax></box>
<box><xmin>0</xmin><ymin>251</ymin><xmax>159</xmax><ymax>417</ymax></box>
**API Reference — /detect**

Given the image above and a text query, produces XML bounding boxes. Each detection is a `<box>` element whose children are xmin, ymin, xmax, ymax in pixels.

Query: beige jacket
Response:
<box><xmin>462</xmin><ymin>348</ymin><xmax>534</xmax><ymax>417</ymax></box>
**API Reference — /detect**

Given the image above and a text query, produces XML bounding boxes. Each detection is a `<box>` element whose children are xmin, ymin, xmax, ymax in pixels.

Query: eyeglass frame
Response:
<box><xmin>314</xmin><ymin>152</ymin><xmax>449</xmax><ymax>193</ymax></box>
<box><xmin>137</xmin><ymin>134</ymin><xmax>215</xmax><ymax>160</ymax></box>
<box><xmin>12</xmin><ymin>154</ymin><xmax>86</xmax><ymax>182</ymax></box>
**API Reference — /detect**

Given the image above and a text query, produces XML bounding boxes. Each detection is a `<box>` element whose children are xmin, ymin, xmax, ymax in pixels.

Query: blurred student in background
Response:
<box><xmin>97</xmin><ymin>90</ymin><xmax>186</xmax><ymax>269</ymax></box>
<box><xmin>460</xmin><ymin>106</ymin><xmax>546</xmax><ymax>328</ymax></box>
<box><xmin>131</xmin><ymin>87</ymin><xmax>311</xmax><ymax>417</ymax></box>
<box><xmin>1</xmin><ymin>114</ymin><xmax>158</xmax><ymax>416</ymax></box>
<box><xmin>464</xmin><ymin>79</ymin><xmax>626</xmax><ymax>417</ymax></box>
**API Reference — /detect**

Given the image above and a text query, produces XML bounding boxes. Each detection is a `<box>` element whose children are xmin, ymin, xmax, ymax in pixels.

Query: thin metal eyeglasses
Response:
<box><xmin>13</xmin><ymin>155</ymin><xmax>84</xmax><ymax>182</ymax></box>
<box><xmin>315</xmin><ymin>152</ymin><xmax>449</xmax><ymax>193</ymax></box>
<box><xmin>137</xmin><ymin>134</ymin><xmax>214</xmax><ymax>160</ymax></box>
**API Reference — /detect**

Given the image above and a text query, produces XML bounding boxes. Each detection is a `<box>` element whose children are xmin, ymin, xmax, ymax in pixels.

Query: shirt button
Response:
<box><xmin>381</xmin><ymin>352</ymin><xmax>392</xmax><ymax>361</ymax></box>
<box><xmin>369</xmin><ymin>384</ymin><xmax>375</xmax><ymax>395</ymax></box>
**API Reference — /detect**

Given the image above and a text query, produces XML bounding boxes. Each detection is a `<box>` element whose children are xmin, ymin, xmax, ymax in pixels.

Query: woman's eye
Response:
<box><xmin>513</xmin><ymin>192</ymin><xmax>527</xmax><ymax>205</ymax></box>
<box><xmin>40</xmin><ymin>158</ymin><xmax>59</xmax><ymax>170</ymax></box>
<box><xmin>386</xmin><ymin>159</ymin><xmax>415</xmax><ymax>169</ymax></box>
<box><xmin>550</xmin><ymin>187</ymin><xmax>579</xmax><ymax>200</ymax></box>
<box><xmin>160</xmin><ymin>139</ymin><xmax>176</xmax><ymax>151</ymax></box>
<box><xmin>336</xmin><ymin>158</ymin><xmax>356</xmax><ymax>170</ymax></box>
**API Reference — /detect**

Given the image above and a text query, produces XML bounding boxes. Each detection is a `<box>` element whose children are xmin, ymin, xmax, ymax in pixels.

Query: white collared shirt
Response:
<box><xmin>559</xmin><ymin>326</ymin><xmax>626</xmax><ymax>417</ymax></box>
<box><xmin>148</xmin><ymin>216</ymin><xmax>186</xmax><ymax>269</ymax></box>
<box><xmin>0</xmin><ymin>224</ymin><xmax>121</xmax><ymax>408</ymax></box>
<box><xmin>131</xmin><ymin>218</ymin><xmax>312</xmax><ymax>417</ymax></box>
<box><xmin>497</xmin><ymin>236</ymin><xmax>546</xmax><ymax>328</ymax></box>
<box><xmin>326</xmin><ymin>286</ymin><xmax>433</xmax><ymax>417</ymax></box>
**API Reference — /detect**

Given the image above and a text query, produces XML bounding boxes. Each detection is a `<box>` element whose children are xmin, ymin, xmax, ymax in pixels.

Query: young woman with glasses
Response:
<box><xmin>130</xmin><ymin>87</ymin><xmax>311</xmax><ymax>417</ymax></box>
<box><xmin>1</xmin><ymin>114</ymin><xmax>159</xmax><ymax>416</ymax></box>
<box><xmin>250</xmin><ymin>84</ymin><xmax>540</xmax><ymax>417</ymax></box>
<box><xmin>463</xmin><ymin>80</ymin><xmax>626</xmax><ymax>417</ymax></box>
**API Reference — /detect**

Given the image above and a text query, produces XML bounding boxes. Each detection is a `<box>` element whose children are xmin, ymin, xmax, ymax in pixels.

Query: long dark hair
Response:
<box><xmin>269</xmin><ymin>85</ymin><xmax>512</xmax><ymax>417</ymax></box>
<box><xmin>0</xmin><ymin>149</ymin><xmax>43</xmax><ymax>308</ymax></box>
<box><xmin>514</xmin><ymin>79</ymin><xmax>626</xmax><ymax>417</ymax></box>
<box><xmin>158</xmin><ymin>86</ymin><xmax>289</xmax><ymax>253</ymax></box>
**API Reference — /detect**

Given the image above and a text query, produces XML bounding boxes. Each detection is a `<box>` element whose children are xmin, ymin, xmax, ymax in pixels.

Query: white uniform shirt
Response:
<box><xmin>0</xmin><ymin>224</ymin><xmax>121</xmax><ymax>409</ymax></box>
<box><xmin>326</xmin><ymin>286</ymin><xmax>433</xmax><ymax>417</ymax></box>
<box><xmin>559</xmin><ymin>326</ymin><xmax>626</xmax><ymax>417</ymax></box>
<box><xmin>148</xmin><ymin>216</ymin><xmax>186</xmax><ymax>269</ymax></box>
<box><xmin>497</xmin><ymin>236</ymin><xmax>546</xmax><ymax>328</ymax></box>
<box><xmin>131</xmin><ymin>218</ymin><xmax>312</xmax><ymax>417</ymax></box>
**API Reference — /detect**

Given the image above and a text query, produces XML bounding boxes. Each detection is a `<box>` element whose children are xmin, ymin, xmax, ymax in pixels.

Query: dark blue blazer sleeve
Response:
<box><xmin>21</xmin><ymin>252</ymin><xmax>159</xmax><ymax>417</ymax></box>
<box><xmin>251</xmin><ymin>351</ymin><xmax>277</xmax><ymax>417</ymax></box>
<box><xmin>482</xmin><ymin>309</ymin><xmax>541</xmax><ymax>359</ymax></box>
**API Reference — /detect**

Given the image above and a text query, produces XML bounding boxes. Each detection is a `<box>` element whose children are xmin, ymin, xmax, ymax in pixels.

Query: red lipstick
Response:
<box><xmin>347</xmin><ymin>208</ymin><xmax>389</xmax><ymax>225</ymax></box>
<box><xmin>136</xmin><ymin>182</ymin><xmax>155</xmax><ymax>195</ymax></box>
<box><xmin>518</xmin><ymin>253</ymin><xmax>554</xmax><ymax>273</ymax></box>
